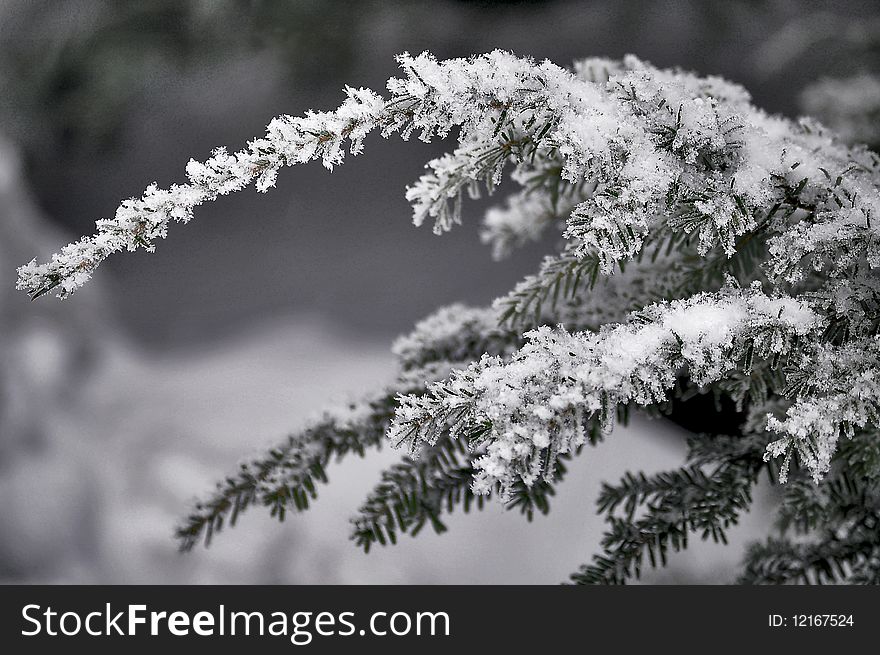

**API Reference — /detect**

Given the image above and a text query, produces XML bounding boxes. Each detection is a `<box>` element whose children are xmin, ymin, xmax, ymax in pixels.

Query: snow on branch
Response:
<box><xmin>17</xmin><ymin>85</ymin><xmax>387</xmax><ymax>299</ymax></box>
<box><xmin>18</xmin><ymin>51</ymin><xmax>880</xmax><ymax>577</ymax></box>
<box><xmin>765</xmin><ymin>338</ymin><xmax>880</xmax><ymax>483</ymax></box>
<box><xmin>19</xmin><ymin>51</ymin><xmax>880</xmax><ymax>301</ymax></box>
<box><xmin>389</xmin><ymin>284</ymin><xmax>823</xmax><ymax>497</ymax></box>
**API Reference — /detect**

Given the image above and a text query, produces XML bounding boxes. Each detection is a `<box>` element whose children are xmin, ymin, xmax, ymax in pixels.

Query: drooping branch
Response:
<box><xmin>21</xmin><ymin>52</ymin><xmax>879</xmax><ymax>301</ymax></box>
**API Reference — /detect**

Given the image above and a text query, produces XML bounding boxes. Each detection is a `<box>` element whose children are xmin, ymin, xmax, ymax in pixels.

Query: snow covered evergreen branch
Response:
<box><xmin>390</xmin><ymin>284</ymin><xmax>822</xmax><ymax>497</ymax></box>
<box><xmin>21</xmin><ymin>51</ymin><xmax>879</xmax><ymax>300</ymax></box>
<box><xmin>27</xmin><ymin>50</ymin><xmax>880</xmax><ymax>583</ymax></box>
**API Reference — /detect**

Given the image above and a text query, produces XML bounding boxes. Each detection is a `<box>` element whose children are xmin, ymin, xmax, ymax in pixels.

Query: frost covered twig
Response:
<box><xmin>21</xmin><ymin>51</ymin><xmax>880</xmax><ymax>300</ymax></box>
<box><xmin>18</xmin><ymin>86</ymin><xmax>388</xmax><ymax>299</ymax></box>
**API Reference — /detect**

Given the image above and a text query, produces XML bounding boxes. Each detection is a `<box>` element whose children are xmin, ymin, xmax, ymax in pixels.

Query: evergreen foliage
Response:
<box><xmin>21</xmin><ymin>51</ymin><xmax>880</xmax><ymax>583</ymax></box>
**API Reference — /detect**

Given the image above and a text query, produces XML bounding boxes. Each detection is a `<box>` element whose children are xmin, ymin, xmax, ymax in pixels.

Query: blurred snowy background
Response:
<box><xmin>0</xmin><ymin>0</ymin><xmax>877</xmax><ymax>583</ymax></box>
